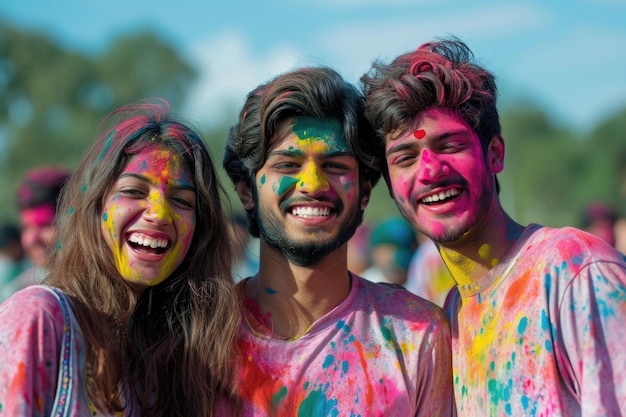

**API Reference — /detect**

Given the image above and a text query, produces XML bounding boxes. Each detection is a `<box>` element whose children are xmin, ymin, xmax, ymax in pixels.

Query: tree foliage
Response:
<box><xmin>1</xmin><ymin>19</ymin><xmax>625</xmax><ymax>231</ymax></box>
<box><xmin>0</xmin><ymin>20</ymin><xmax>196</xmax><ymax>221</ymax></box>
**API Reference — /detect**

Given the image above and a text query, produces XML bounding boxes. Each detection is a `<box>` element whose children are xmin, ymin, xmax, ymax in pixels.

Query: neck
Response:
<box><xmin>245</xmin><ymin>240</ymin><xmax>352</xmax><ymax>339</ymax></box>
<box><xmin>437</xmin><ymin>210</ymin><xmax>525</xmax><ymax>292</ymax></box>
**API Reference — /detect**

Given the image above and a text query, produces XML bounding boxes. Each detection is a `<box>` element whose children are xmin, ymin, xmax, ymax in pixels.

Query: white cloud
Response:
<box><xmin>183</xmin><ymin>31</ymin><xmax>302</xmax><ymax>129</ymax></box>
<box><xmin>314</xmin><ymin>3</ymin><xmax>551</xmax><ymax>82</ymax></box>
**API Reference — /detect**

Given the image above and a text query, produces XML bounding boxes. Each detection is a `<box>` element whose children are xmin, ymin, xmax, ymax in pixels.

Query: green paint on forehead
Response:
<box><xmin>291</xmin><ymin>117</ymin><xmax>349</xmax><ymax>151</ymax></box>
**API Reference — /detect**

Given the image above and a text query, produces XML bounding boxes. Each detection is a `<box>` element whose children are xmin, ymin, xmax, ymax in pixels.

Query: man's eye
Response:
<box><xmin>274</xmin><ymin>162</ymin><xmax>300</xmax><ymax>170</ymax></box>
<box><xmin>390</xmin><ymin>155</ymin><xmax>416</xmax><ymax>166</ymax></box>
<box><xmin>324</xmin><ymin>162</ymin><xmax>350</xmax><ymax>172</ymax></box>
<box><xmin>441</xmin><ymin>142</ymin><xmax>464</xmax><ymax>152</ymax></box>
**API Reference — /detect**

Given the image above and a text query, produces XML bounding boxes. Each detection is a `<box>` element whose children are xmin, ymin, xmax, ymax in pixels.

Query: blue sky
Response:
<box><xmin>2</xmin><ymin>0</ymin><xmax>625</xmax><ymax>133</ymax></box>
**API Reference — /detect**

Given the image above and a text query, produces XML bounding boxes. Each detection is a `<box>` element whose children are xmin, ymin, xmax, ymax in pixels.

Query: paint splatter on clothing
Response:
<box><xmin>445</xmin><ymin>224</ymin><xmax>626</xmax><ymax>416</ymax></box>
<box><xmin>234</xmin><ymin>275</ymin><xmax>454</xmax><ymax>416</ymax></box>
<box><xmin>0</xmin><ymin>285</ymin><xmax>135</xmax><ymax>416</ymax></box>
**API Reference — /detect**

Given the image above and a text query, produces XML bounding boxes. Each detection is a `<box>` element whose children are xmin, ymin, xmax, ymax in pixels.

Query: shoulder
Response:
<box><xmin>354</xmin><ymin>275</ymin><xmax>449</xmax><ymax>324</ymax></box>
<box><xmin>0</xmin><ymin>285</ymin><xmax>66</xmax><ymax>326</ymax></box>
<box><xmin>525</xmin><ymin>225</ymin><xmax>625</xmax><ymax>264</ymax></box>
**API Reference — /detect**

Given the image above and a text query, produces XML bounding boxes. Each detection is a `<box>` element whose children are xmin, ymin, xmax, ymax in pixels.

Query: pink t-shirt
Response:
<box><xmin>0</xmin><ymin>285</ymin><xmax>134</xmax><ymax>416</ymax></box>
<box><xmin>233</xmin><ymin>275</ymin><xmax>454</xmax><ymax>416</ymax></box>
<box><xmin>445</xmin><ymin>224</ymin><xmax>626</xmax><ymax>416</ymax></box>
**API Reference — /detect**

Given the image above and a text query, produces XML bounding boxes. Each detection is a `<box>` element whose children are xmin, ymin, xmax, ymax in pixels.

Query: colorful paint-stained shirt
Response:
<box><xmin>233</xmin><ymin>274</ymin><xmax>454</xmax><ymax>416</ymax></box>
<box><xmin>445</xmin><ymin>224</ymin><xmax>626</xmax><ymax>416</ymax></box>
<box><xmin>0</xmin><ymin>285</ymin><xmax>136</xmax><ymax>416</ymax></box>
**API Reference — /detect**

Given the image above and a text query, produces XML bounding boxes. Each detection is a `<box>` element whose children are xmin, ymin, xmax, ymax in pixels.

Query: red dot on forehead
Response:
<box><xmin>413</xmin><ymin>129</ymin><xmax>426</xmax><ymax>139</ymax></box>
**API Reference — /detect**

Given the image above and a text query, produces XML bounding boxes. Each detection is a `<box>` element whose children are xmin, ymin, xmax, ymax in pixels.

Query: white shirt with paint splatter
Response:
<box><xmin>445</xmin><ymin>224</ymin><xmax>626</xmax><ymax>416</ymax></box>
<box><xmin>233</xmin><ymin>275</ymin><xmax>454</xmax><ymax>416</ymax></box>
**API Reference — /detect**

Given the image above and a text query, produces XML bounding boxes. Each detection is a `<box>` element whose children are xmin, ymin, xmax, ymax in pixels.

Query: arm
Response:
<box><xmin>559</xmin><ymin>259</ymin><xmax>626</xmax><ymax>416</ymax></box>
<box><xmin>0</xmin><ymin>286</ymin><xmax>63</xmax><ymax>416</ymax></box>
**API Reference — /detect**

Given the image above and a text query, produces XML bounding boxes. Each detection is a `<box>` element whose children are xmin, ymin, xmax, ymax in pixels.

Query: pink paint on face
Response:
<box><xmin>385</xmin><ymin>107</ymin><xmax>500</xmax><ymax>244</ymax></box>
<box><xmin>19</xmin><ymin>205</ymin><xmax>57</xmax><ymax>268</ymax></box>
<box><xmin>100</xmin><ymin>146</ymin><xmax>197</xmax><ymax>294</ymax></box>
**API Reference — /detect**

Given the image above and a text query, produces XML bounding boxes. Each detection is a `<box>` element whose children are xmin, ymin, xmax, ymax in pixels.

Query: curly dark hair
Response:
<box><xmin>360</xmin><ymin>37</ymin><xmax>502</xmax><ymax>177</ymax></box>
<box><xmin>224</xmin><ymin>66</ymin><xmax>384</xmax><ymax>237</ymax></box>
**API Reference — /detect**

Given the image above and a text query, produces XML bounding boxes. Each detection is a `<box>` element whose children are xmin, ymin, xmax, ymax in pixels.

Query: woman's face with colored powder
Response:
<box><xmin>100</xmin><ymin>146</ymin><xmax>197</xmax><ymax>293</ymax></box>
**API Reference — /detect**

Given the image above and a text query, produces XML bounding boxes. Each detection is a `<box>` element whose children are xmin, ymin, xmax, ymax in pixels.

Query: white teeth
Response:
<box><xmin>128</xmin><ymin>233</ymin><xmax>168</xmax><ymax>249</ymax></box>
<box><xmin>422</xmin><ymin>189</ymin><xmax>460</xmax><ymax>203</ymax></box>
<box><xmin>291</xmin><ymin>206</ymin><xmax>331</xmax><ymax>218</ymax></box>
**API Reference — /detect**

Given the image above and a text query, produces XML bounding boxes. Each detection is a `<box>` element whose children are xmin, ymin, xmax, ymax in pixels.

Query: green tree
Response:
<box><xmin>0</xmin><ymin>20</ymin><xmax>196</xmax><ymax>222</ymax></box>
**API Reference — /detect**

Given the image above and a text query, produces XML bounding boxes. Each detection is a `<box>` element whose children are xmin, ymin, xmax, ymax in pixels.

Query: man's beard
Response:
<box><xmin>253</xmin><ymin>191</ymin><xmax>364</xmax><ymax>266</ymax></box>
<box><xmin>396</xmin><ymin>176</ymin><xmax>495</xmax><ymax>245</ymax></box>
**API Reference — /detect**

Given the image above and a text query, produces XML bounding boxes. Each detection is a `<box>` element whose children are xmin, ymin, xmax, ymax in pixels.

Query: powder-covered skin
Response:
<box><xmin>445</xmin><ymin>224</ymin><xmax>626</xmax><ymax>416</ymax></box>
<box><xmin>0</xmin><ymin>286</ymin><xmax>135</xmax><ymax>416</ymax></box>
<box><xmin>230</xmin><ymin>276</ymin><xmax>454</xmax><ymax>416</ymax></box>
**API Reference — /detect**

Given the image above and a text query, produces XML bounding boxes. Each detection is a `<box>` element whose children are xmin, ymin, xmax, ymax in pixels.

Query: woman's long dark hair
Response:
<box><xmin>46</xmin><ymin>98</ymin><xmax>241</xmax><ymax>416</ymax></box>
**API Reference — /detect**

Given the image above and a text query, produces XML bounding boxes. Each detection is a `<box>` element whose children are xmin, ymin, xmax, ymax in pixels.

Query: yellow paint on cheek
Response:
<box><xmin>102</xmin><ymin>205</ymin><xmax>139</xmax><ymax>282</ymax></box>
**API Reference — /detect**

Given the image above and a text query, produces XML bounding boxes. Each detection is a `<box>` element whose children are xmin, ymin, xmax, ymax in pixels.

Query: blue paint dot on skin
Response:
<box><xmin>342</xmin><ymin>361</ymin><xmax>348</xmax><ymax>373</ymax></box>
<box><xmin>264</xmin><ymin>287</ymin><xmax>277</xmax><ymax>295</ymax></box>
<box><xmin>102</xmin><ymin>213</ymin><xmax>108</xmax><ymax>221</ymax></box>
<box><xmin>545</xmin><ymin>339</ymin><xmax>553</xmax><ymax>353</ymax></box>
<box><xmin>517</xmin><ymin>317</ymin><xmax>528</xmax><ymax>334</ymax></box>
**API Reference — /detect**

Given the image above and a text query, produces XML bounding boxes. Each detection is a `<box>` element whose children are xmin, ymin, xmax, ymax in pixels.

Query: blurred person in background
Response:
<box><xmin>228</xmin><ymin>212</ymin><xmax>260</xmax><ymax>283</ymax></box>
<box><xmin>346</xmin><ymin>222</ymin><xmax>372</xmax><ymax>275</ymax></box>
<box><xmin>361</xmin><ymin>216</ymin><xmax>417</xmax><ymax>286</ymax></box>
<box><xmin>12</xmin><ymin>165</ymin><xmax>71</xmax><ymax>293</ymax></box>
<box><xmin>580</xmin><ymin>201</ymin><xmax>619</xmax><ymax>248</ymax></box>
<box><xmin>0</xmin><ymin>223</ymin><xmax>27</xmax><ymax>301</ymax></box>
<box><xmin>614</xmin><ymin>216</ymin><xmax>626</xmax><ymax>254</ymax></box>
<box><xmin>405</xmin><ymin>234</ymin><xmax>455</xmax><ymax>307</ymax></box>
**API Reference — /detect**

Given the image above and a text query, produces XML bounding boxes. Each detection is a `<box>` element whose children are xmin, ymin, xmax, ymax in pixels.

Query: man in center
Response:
<box><xmin>222</xmin><ymin>66</ymin><xmax>453</xmax><ymax>416</ymax></box>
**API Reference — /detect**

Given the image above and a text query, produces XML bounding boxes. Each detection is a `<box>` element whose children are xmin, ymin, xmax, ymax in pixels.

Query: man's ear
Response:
<box><xmin>360</xmin><ymin>180</ymin><xmax>372</xmax><ymax>210</ymax></box>
<box><xmin>235</xmin><ymin>180</ymin><xmax>255</xmax><ymax>210</ymax></box>
<box><xmin>488</xmin><ymin>134</ymin><xmax>505</xmax><ymax>174</ymax></box>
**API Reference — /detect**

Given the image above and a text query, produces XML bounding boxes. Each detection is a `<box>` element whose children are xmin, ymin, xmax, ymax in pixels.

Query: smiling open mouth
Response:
<box><xmin>421</xmin><ymin>188</ymin><xmax>461</xmax><ymax>204</ymax></box>
<box><xmin>128</xmin><ymin>232</ymin><xmax>169</xmax><ymax>255</ymax></box>
<box><xmin>290</xmin><ymin>206</ymin><xmax>332</xmax><ymax>218</ymax></box>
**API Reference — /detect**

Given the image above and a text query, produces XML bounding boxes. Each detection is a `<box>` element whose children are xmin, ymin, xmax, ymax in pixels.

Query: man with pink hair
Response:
<box><xmin>8</xmin><ymin>166</ymin><xmax>71</xmax><ymax>296</ymax></box>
